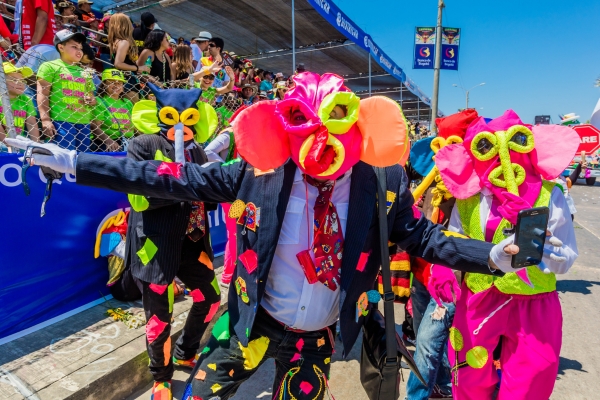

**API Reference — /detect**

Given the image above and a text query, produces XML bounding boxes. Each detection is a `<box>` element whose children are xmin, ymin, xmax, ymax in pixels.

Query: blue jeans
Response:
<box><xmin>52</xmin><ymin>121</ymin><xmax>91</xmax><ymax>152</ymax></box>
<box><xmin>406</xmin><ymin>278</ymin><xmax>455</xmax><ymax>400</ymax></box>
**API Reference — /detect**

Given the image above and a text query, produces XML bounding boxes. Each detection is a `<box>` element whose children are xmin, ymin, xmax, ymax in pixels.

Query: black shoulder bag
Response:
<box><xmin>360</xmin><ymin>167</ymin><xmax>426</xmax><ymax>400</ymax></box>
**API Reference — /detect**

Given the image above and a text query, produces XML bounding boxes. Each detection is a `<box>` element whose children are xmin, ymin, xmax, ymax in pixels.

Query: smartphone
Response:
<box><xmin>511</xmin><ymin>207</ymin><xmax>549</xmax><ymax>268</ymax></box>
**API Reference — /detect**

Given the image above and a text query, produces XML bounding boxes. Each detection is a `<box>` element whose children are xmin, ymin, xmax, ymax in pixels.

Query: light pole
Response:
<box><xmin>453</xmin><ymin>82</ymin><xmax>485</xmax><ymax>109</ymax></box>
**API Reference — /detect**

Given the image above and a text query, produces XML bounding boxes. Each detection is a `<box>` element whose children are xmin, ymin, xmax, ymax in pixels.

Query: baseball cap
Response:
<box><xmin>53</xmin><ymin>29</ymin><xmax>86</xmax><ymax>46</ymax></box>
<box><xmin>3</xmin><ymin>62</ymin><xmax>33</xmax><ymax>78</ymax></box>
<box><xmin>194</xmin><ymin>31</ymin><xmax>212</xmax><ymax>41</ymax></box>
<box><xmin>101</xmin><ymin>69</ymin><xmax>126</xmax><ymax>82</ymax></box>
<box><xmin>77</xmin><ymin>0</ymin><xmax>94</xmax><ymax>4</ymax></box>
<box><xmin>141</xmin><ymin>12</ymin><xmax>157</xmax><ymax>27</ymax></box>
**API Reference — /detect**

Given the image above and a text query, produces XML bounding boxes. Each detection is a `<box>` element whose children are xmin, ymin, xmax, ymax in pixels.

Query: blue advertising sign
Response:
<box><xmin>441</xmin><ymin>27</ymin><xmax>460</xmax><ymax>70</ymax></box>
<box><xmin>414</xmin><ymin>27</ymin><xmax>435</xmax><ymax>69</ymax></box>
<box><xmin>0</xmin><ymin>153</ymin><xmax>227</xmax><ymax>342</ymax></box>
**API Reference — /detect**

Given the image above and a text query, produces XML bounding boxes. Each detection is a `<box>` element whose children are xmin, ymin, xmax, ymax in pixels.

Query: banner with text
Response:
<box><xmin>414</xmin><ymin>27</ymin><xmax>435</xmax><ymax>69</ymax></box>
<box><xmin>0</xmin><ymin>153</ymin><xmax>227</xmax><ymax>341</ymax></box>
<box><xmin>441</xmin><ymin>27</ymin><xmax>460</xmax><ymax>70</ymax></box>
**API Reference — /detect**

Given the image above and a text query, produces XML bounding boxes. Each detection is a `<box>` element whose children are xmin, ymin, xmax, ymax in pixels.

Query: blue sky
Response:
<box><xmin>335</xmin><ymin>0</ymin><xmax>600</xmax><ymax>123</ymax></box>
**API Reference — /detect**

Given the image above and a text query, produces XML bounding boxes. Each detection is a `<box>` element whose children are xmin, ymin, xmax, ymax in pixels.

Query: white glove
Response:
<box><xmin>538</xmin><ymin>234</ymin><xmax>567</xmax><ymax>274</ymax></box>
<box><xmin>489</xmin><ymin>234</ymin><xmax>520</xmax><ymax>273</ymax></box>
<box><xmin>4</xmin><ymin>136</ymin><xmax>77</xmax><ymax>176</ymax></box>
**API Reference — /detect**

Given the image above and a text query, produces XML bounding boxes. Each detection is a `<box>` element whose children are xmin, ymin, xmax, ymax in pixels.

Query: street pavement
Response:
<box><xmin>129</xmin><ymin>182</ymin><xmax>600</xmax><ymax>400</ymax></box>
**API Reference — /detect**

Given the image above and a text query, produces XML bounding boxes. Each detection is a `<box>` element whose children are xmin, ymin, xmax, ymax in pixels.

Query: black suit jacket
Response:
<box><xmin>124</xmin><ymin>134</ymin><xmax>213</xmax><ymax>285</ymax></box>
<box><xmin>76</xmin><ymin>155</ymin><xmax>494</xmax><ymax>355</ymax></box>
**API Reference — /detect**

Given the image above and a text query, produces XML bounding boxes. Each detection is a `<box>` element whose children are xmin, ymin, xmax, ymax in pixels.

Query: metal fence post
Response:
<box><xmin>0</xmin><ymin>53</ymin><xmax>17</xmax><ymax>139</ymax></box>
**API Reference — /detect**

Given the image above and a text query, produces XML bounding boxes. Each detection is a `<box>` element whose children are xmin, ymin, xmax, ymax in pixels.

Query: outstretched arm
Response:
<box><xmin>389</xmin><ymin>168</ymin><xmax>495</xmax><ymax>274</ymax></box>
<box><xmin>76</xmin><ymin>153</ymin><xmax>245</xmax><ymax>204</ymax></box>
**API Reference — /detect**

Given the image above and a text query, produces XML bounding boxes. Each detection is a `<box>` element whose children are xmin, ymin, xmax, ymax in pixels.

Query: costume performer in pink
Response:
<box><xmin>435</xmin><ymin>110</ymin><xmax>579</xmax><ymax>400</ymax></box>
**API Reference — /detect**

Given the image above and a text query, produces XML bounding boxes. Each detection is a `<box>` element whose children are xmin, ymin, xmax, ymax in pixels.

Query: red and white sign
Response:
<box><xmin>573</xmin><ymin>124</ymin><xmax>600</xmax><ymax>154</ymax></box>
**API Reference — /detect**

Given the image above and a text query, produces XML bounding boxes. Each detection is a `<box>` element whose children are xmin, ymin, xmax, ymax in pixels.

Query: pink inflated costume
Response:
<box><xmin>435</xmin><ymin>110</ymin><xmax>579</xmax><ymax>400</ymax></box>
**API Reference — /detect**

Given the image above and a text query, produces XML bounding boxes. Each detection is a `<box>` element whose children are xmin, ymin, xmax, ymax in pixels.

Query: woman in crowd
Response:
<box><xmin>137</xmin><ymin>30</ymin><xmax>174</xmax><ymax>87</ymax></box>
<box><xmin>274</xmin><ymin>80</ymin><xmax>288</xmax><ymax>100</ymax></box>
<box><xmin>171</xmin><ymin>44</ymin><xmax>193</xmax><ymax>84</ymax></box>
<box><xmin>91</xmin><ymin>69</ymin><xmax>135</xmax><ymax>152</ymax></box>
<box><xmin>196</xmin><ymin>65</ymin><xmax>235</xmax><ymax>105</ymax></box>
<box><xmin>108</xmin><ymin>13</ymin><xmax>149</xmax><ymax>103</ymax></box>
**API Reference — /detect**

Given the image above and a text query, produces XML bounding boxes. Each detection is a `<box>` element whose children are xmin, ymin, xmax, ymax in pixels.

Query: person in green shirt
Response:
<box><xmin>91</xmin><ymin>69</ymin><xmax>135</xmax><ymax>152</ymax></box>
<box><xmin>37</xmin><ymin>29</ymin><xmax>96</xmax><ymax>152</ymax></box>
<box><xmin>0</xmin><ymin>62</ymin><xmax>40</xmax><ymax>143</ymax></box>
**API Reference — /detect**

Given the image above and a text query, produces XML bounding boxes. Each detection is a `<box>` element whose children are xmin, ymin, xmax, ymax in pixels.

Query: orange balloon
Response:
<box><xmin>357</xmin><ymin>96</ymin><xmax>409</xmax><ymax>167</ymax></box>
<box><xmin>233</xmin><ymin>101</ymin><xmax>291</xmax><ymax>170</ymax></box>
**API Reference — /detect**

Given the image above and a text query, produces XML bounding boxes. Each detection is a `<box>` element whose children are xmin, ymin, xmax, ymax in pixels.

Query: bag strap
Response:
<box><xmin>375</xmin><ymin>167</ymin><xmax>398</xmax><ymax>367</ymax></box>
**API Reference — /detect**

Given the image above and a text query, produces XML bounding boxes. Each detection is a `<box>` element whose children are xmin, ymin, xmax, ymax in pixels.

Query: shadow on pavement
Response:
<box><xmin>556</xmin><ymin>280</ymin><xmax>600</xmax><ymax>295</ymax></box>
<box><xmin>557</xmin><ymin>356</ymin><xmax>587</xmax><ymax>376</ymax></box>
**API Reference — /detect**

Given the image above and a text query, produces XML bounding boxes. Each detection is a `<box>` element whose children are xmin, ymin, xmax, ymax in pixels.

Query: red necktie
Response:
<box><xmin>305</xmin><ymin>175</ymin><xmax>343</xmax><ymax>291</ymax></box>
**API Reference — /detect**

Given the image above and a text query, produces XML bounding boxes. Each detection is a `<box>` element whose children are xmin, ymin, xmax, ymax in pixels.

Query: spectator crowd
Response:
<box><xmin>0</xmin><ymin>4</ymin><xmax>299</xmax><ymax>153</ymax></box>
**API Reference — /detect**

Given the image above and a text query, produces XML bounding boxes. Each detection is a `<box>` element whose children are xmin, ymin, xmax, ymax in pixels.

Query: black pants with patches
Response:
<box><xmin>187</xmin><ymin>307</ymin><xmax>336</xmax><ymax>400</ymax></box>
<box><xmin>142</xmin><ymin>237</ymin><xmax>220</xmax><ymax>382</ymax></box>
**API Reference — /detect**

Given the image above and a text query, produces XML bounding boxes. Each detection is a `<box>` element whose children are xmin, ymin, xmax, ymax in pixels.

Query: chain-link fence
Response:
<box><xmin>0</xmin><ymin>27</ymin><xmax>262</xmax><ymax>154</ymax></box>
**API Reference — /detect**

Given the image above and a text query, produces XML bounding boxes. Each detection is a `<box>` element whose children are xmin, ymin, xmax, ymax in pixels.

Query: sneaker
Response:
<box><xmin>151</xmin><ymin>381</ymin><xmax>172</xmax><ymax>400</ymax></box>
<box><xmin>429</xmin><ymin>384</ymin><xmax>452</xmax><ymax>398</ymax></box>
<box><xmin>172</xmin><ymin>354</ymin><xmax>199</xmax><ymax>369</ymax></box>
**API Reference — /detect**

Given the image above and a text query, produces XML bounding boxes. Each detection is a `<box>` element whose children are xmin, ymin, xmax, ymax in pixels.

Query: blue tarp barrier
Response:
<box><xmin>0</xmin><ymin>153</ymin><xmax>227</xmax><ymax>342</ymax></box>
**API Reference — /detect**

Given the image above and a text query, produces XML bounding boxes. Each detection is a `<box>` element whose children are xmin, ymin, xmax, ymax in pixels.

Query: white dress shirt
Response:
<box><xmin>261</xmin><ymin>168</ymin><xmax>352</xmax><ymax>331</ymax></box>
<box><xmin>448</xmin><ymin>186</ymin><xmax>578</xmax><ymax>274</ymax></box>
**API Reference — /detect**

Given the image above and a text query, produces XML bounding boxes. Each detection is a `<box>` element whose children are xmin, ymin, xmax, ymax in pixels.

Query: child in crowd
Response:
<box><xmin>91</xmin><ymin>69</ymin><xmax>134</xmax><ymax>152</ymax></box>
<box><xmin>0</xmin><ymin>62</ymin><xmax>39</xmax><ymax>143</ymax></box>
<box><xmin>37</xmin><ymin>29</ymin><xmax>96</xmax><ymax>151</ymax></box>
<box><xmin>196</xmin><ymin>65</ymin><xmax>234</xmax><ymax>105</ymax></box>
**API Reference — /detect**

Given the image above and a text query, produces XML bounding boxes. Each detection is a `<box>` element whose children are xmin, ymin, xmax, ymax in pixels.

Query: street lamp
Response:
<box><xmin>453</xmin><ymin>82</ymin><xmax>485</xmax><ymax>109</ymax></box>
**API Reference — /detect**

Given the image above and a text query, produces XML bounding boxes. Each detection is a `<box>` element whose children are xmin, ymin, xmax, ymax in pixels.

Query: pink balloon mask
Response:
<box><xmin>436</xmin><ymin>110</ymin><xmax>580</xmax><ymax>224</ymax></box>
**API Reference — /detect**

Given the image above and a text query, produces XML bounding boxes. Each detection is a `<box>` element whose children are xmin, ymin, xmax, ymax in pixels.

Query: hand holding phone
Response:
<box><xmin>511</xmin><ymin>207</ymin><xmax>549</xmax><ymax>268</ymax></box>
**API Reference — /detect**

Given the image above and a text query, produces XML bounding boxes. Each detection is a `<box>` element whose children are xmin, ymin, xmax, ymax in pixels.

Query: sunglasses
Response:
<box><xmin>203</xmin><ymin>75</ymin><xmax>215</xmax><ymax>80</ymax></box>
<box><xmin>208</xmin><ymin>43</ymin><xmax>216</xmax><ymax>48</ymax></box>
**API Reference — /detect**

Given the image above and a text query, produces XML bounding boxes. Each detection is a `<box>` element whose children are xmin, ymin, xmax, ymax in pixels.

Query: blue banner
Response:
<box><xmin>413</xmin><ymin>27</ymin><xmax>435</xmax><ymax>69</ymax></box>
<box><xmin>0</xmin><ymin>153</ymin><xmax>227</xmax><ymax>342</ymax></box>
<box><xmin>441</xmin><ymin>27</ymin><xmax>460</xmax><ymax>70</ymax></box>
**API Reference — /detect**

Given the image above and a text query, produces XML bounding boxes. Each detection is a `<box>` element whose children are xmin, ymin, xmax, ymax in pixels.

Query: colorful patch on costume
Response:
<box><xmin>228</xmin><ymin>199</ymin><xmax>246</xmax><ymax>219</ymax></box>
<box><xmin>235</xmin><ymin>277</ymin><xmax>250</xmax><ymax>304</ymax></box>
<box><xmin>212</xmin><ymin>312</ymin><xmax>231</xmax><ymax>343</ymax></box>
<box><xmin>190</xmin><ymin>288</ymin><xmax>205</xmax><ymax>303</ymax></box>
<box><xmin>412</xmin><ymin>205</ymin><xmax>422</xmax><ymax>219</ymax></box>
<box><xmin>386</xmin><ymin>191</ymin><xmax>396</xmax><ymax>214</ymax></box>
<box><xmin>321</xmin><ymin>244</ymin><xmax>331</xmax><ymax>254</ymax></box>
<box><xmin>211</xmin><ymin>276</ymin><xmax>221</xmax><ymax>296</ymax></box>
<box><xmin>146</xmin><ymin>314</ymin><xmax>168</xmax><ymax>344</ymax></box>
<box><xmin>442</xmin><ymin>230</ymin><xmax>469</xmax><ymax>239</ymax></box>
<box><xmin>151</xmin><ymin>381</ymin><xmax>171</xmax><ymax>400</ymax></box>
<box><xmin>238</xmin><ymin>249</ymin><xmax>258</xmax><ymax>274</ymax></box>
<box><xmin>149</xmin><ymin>283</ymin><xmax>168</xmax><ymax>295</ymax></box>
<box><xmin>367</xmin><ymin>290</ymin><xmax>381</xmax><ymax>303</ymax></box>
<box><xmin>237</xmin><ymin>202</ymin><xmax>259</xmax><ymax>232</ymax></box>
<box><xmin>163</xmin><ymin>336</ymin><xmax>171</xmax><ymax>366</ymax></box>
<box><xmin>449</xmin><ymin>327</ymin><xmax>464</xmax><ymax>351</ymax></box>
<box><xmin>333</xmin><ymin>239</ymin><xmax>342</xmax><ymax>254</ymax></box>
<box><xmin>238</xmin><ymin>336</ymin><xmax>270</xmax><ymax>370</ymax></box>
<box><xmin>229</xmin><ymin>369</ymin><xmax>234</xmax><ymax>377</ymax></box>
<box><xmin>156</xmin><ymin>161</ymin><xmax>182</xmax><ymax>179</ymax></box>
<box><xmin>198</xmin><ymin>251</ymin><xmax>213</xmax><ymax>270</ymax></box>
<box><xmin>355</xmin><ymin>292</ymin><xmax>369</xmax><ymax>322</ymax></box>
<box><xmin>210</xmin><ymin>383</ymin><xmax>222</xmax><ymax>393</ymax></box>
<box><xmin>290</xmin><ymin>353</ymin><xmax>302</xmax><ymax>362</ymax></box>
<box><xmin>466</xmin><ymin>346</ymin><xmax>489</xmax><ymax>369</ymax></box>
<box><xmin>137</xmin><ymin>238</ymin><xmax>158</xmax><ymax>266</ymax></box>
<box><xmin>324</xmin><ymin>357</ymin><xmax>330</xmax><ymax>364</ymax></box>
<box><xmin>194</xmin><ymin>369</ymin><xmax>206</xmax><ymax>381</ymax></box>
<box><xmin>356</xmin><ymin>251</ymin><xmax>370</xmax><ymax>272</ymax></box>
<box><xmin>207</xmin><ymin>363</ymin><xmax>217</xmax><ymax>371</ymax></box>
<box><xmin>168</xmin><ymin>283</ymin><xmax>174</xmax><ymax>313</ymax></box>
<box><xmin>515</xmin><ymin>268</ymin><xmax>535</xmax><ymax>288</ymax></box>
<box><xmin>317</xmin><ymin>337</ymin><xmax>326</xmax><ymax>348</ymax></box>
<box><xmin>299</xmin><ymin>381</ymin><xmax>313</xmax><ymax>395</ymax></box>
<box><xmin>204</xmin><ymin>302</ymin><xmax>220</xmax><ymax>323</ymax></box>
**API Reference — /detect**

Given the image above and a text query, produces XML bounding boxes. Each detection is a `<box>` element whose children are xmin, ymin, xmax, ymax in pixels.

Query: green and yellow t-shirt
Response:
<box><xmin>37</xmin><ymin>59</ymin><xmax>95</xmax><ymax>124</ymax></box>
<box><xmin>0</xmin><ymin>94</ymin><xmax>36</xmax><ymax>136</ymax></box>
<box><xmin>93</xmin><ymin>97</ymin><xmax>134</xmax><ymax>139</ymax></box>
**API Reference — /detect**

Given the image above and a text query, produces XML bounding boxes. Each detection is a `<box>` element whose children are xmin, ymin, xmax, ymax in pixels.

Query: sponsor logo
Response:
<box><xmin>379</xmin><ymin>55</ymin><xmax>392</xmax><ymax>69</ymax></box>
<box><xmin>364</xmin><ymin>36</ymin><xmax>379</xmax><ymax>55</ymax></box>
<box><xmin>419</xmin><ymin>47</ymin><xmax>431</xmax><ymax>57</ymax></box>
<box><xmin>445</xmin><ymin>48</ymin><xmax>455</xmax><ymax>58</ymax></box>
<box><xmin>313</xmin><ymin>0</ymin><xmax>330</xmax><ymax>14</ymax></box>
<box><xmin>0</xmin><ymin>163</ymin><xmax>73</xmax><ymax>188</ymax></box>
<box><xmin>336</xmin><ymin>12</ymin><xmax>359</xmax><ymax>39</ymax></box>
